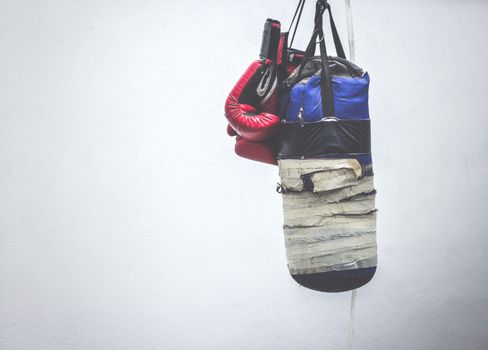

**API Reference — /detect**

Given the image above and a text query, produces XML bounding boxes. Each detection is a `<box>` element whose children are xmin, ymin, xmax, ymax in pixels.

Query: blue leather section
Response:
<box><xmin>285</xmin><ymin>73</ymin><xmax>370</xmax><ymax>121</ymax></box>
<box><xmin>285</xmin><ymin>75</ymin><xmax>323</xmax><ymax>122</ymax></box>
<box><xmin>355</xmin><ymin>153</ymin><xmax>373</xmax><ymax>172</ymax></box>
<box><xmin>286</xmin><ymin>82</ymin><xmax>306</xmax><ymax>122</ymax></box>
<box><xmin>303</xmin><ymin>75</ymin><xmax>323</xmax><ymax>121</ymax></box>
<box><xmin>333</xmin><ymin>73</ymin><xmax>370</xmax><ymax>120</ymax></box>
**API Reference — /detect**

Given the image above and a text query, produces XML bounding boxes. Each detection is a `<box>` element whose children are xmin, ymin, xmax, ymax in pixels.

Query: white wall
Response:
<box><xmin>1</xmin><ymin>0</ymin><xmax>487</xmax><ymax>349</ymax></box>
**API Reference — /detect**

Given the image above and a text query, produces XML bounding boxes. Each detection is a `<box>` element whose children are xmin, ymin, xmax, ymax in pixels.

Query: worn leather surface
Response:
<box><xmin>277</xmin><ymin>119</ymin><xmax>371</xmax><ymax>159</ymax></box>
<box><xmin>225</xmin><ymin>60</ymin><xmax>280</xmax><ymax>142</ymax></box>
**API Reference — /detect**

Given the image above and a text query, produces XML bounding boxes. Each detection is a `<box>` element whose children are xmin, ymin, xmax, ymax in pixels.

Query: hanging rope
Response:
<box><xmin>347</xmin><ymin>289</ymin><xmax>357</xmax><ymax>350</ymax></box>
<box><xmin>345</xmin><ymin>0</ymin><xmax>355</xmax><ymax>62</ymax></box>
<box><xmin>345</xmin><ymin>2</ymin><xmax>357</xmax><ymax>349</ymax></box>
<box><xmin>288</xmin><ymin>0</ymin><xmax>306</xmax><ymax>48</ymax></box>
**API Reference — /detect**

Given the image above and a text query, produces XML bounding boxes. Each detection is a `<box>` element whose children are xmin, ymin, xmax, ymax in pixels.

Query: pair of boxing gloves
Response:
<box><xmin>224</xmin><ymin>58</ymin><xmax>282</xmax><ymax>166</ymax></box>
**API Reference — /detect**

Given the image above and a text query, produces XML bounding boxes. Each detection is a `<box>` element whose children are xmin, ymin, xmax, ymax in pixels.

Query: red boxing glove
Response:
<box><xmin>227</xmin><ymin>124</ymin><xmax>237</xmax><ymax>137</ymax></box>
<box><xmin>226</xmin><ymin>125</ymin><xmax>277</xmax><ymax>165</ymax></box>
<box><xmin>235</xmin><ymin>136</ymin><xmax>278</xmax><ymax>166</ymax></box>
<box><xmin>225</xmin><ymin>60</ymin><xmax>280</xmax><ymax>142</ymax></box>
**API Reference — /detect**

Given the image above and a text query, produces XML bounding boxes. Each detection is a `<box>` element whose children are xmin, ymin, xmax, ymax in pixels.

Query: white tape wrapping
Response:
<box><xmin>278</xmin><ymin>159</ymin><xmax>377</xmax><ymax>275</ymax></box>
<box><xmin>278</xmin><ymin>159</ymin><xmax>362</xmax><ymax>192</ymax></box>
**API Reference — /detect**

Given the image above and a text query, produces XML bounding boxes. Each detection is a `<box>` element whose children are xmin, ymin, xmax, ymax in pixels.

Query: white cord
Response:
<box><xmin>345</xmin><ymin>3</ymin><xmax>357</xmax><ymax>348</ymax></box>
<box><xmin>345</xmin><ymin>0</ymin><xmax>355</xmax><ymax>62</ymax></box>
<box><xmin>347</xmin><ymin>289</ymin><xmax>357</xmax><ymax>350</ymax></box>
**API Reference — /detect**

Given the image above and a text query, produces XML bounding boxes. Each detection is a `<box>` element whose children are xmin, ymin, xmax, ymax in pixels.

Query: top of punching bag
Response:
<box><xmin>284</xmin><ymin>56</ymin><xmax>365</xmax><ymax>88</ymax></box>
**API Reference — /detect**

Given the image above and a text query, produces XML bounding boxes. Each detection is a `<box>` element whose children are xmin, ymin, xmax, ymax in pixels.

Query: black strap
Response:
<box><xmin>296</xmin><ymin>0</ymin><xmax>337</xmax><ymax>117</ymax></box>
<box><xmin>288</xmin><ymin>0</ymin><xmax>345</xmax><ymax>59</ymax></box>
<box><xmin>297</xmin><ymin>2</ymin><xmax>322</xmax><ymax>76</ymax></box>
<box><xmin>288</xmin><ymin>0</ymin><xmax>306</xmax><ymax>49</ymax></box>
<box><xmin>316</xmin><ymin>1</ymin><xmax>335</xmax><ymax>117</ymax></box>
<box><xmin>326</xmin><ymin>4</ymin><xmax>346</xmax><ymax>59</ymax></box>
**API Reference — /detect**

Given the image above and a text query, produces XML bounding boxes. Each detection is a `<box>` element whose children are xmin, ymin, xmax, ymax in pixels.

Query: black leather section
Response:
<box><xmin>291</xmin><ymin>267</ymin><xmax>376</xmax><ymax>293</ymax></box>
<box><xmin>259</xmin><ymin>19</ymin><xmax>281</xmax><ymax>61</ymax></box>
<box><xmin>277</xmin><ymin>120</ymin><xmax>371</xmax><ymax>159</ymax></box>
<box><xmin>284</xmin><ymin>57</ymin><xmax>364</xmax><ymax>88</ymax></box>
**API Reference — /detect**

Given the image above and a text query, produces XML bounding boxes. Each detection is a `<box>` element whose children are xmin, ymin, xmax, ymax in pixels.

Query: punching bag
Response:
<box><xmin>224</xmin><ymin>0</ymin><xmax>377</xmax><ymax>293</ymax></box>
<box><xmin>277</xmin><ymin>0</ymin><xmax>377</xmax><ymax>292</ymax></box>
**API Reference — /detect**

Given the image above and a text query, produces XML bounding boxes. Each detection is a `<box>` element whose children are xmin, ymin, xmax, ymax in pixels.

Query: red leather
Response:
<box><xmin>234</xmin><ymin>136</ymin><xmax>277</xmax><ymax>166</ymax></box>
<box><xmin>226</xmin><ymin>124</ymin><xmax>237</xmax><ymax>137</ymax></box>
<box><xmin>277</xmin><ymin>34</ymin><xmax>285</xmax><ymax>65</ymax></box>
<box><xmin>225</xmin><ymin>60</ymin><xmax>280</xmax><ymax>142</ymax></box>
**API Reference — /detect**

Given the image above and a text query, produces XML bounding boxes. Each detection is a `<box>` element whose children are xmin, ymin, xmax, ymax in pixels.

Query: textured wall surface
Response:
<box><xmin>1</xmin><ymin>0</ymin><xmax>487</xmax><ymax>349</ymax></box>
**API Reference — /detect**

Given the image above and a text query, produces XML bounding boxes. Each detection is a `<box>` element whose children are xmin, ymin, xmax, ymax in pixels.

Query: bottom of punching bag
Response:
<box><xmin>291</xmin><ymin>267</ymin><xmax>376</xmax><ymax>293</ymax></box>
